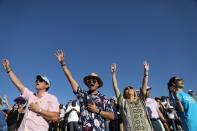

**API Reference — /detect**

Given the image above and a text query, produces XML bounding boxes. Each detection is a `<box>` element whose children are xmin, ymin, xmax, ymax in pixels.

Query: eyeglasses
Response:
<box><xmin>87</xmin><ymin>79</ymin><xmax>97</xmax><ymax>85</ymax></box>
<box><xmin>36</xmin><ymin>79</ymin><xmax>44</xmax><ymax>83</ymax></box>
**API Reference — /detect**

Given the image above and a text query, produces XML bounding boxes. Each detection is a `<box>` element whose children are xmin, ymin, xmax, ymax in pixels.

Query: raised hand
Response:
<box><xmin>2</xmin><ymin>59</ymin><xmax>11</xmax><ymax>71</ymax></box>
<box><xmin>111</xmin><ymin>63</ymin><xmax>116</xmax><ymax>73</ymax></box>
<box><xmin>55</xmin><ymin>49</ymin><xmax>65</xmax><ymax>64</ymax></box>
<box><xmin>144</xmin><ymin>61</ymin><xmax>149</xmax><ymax>72</ymax></box>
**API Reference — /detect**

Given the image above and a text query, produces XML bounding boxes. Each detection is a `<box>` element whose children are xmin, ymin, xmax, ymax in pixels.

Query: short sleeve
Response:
<box><xmin>22</xmin><ymin>88</ymin><xmax>33</xmax><ymax>101</ymax></box>
<box><xmin>103</xmin><ymin>97</ymin><xmax>113</xmax><ymax>112</ymax></box>
<box><xmin>48</xmin><ymin>95</ymin><xmax>59</xmax><ymax>112</ymax></box>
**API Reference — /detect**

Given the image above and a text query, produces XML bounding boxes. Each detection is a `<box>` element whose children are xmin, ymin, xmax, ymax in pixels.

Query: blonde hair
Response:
<box><xmin>123</xmin><ymin>86</ymin><xmax>138</xmax><ymax>101</ymax></box>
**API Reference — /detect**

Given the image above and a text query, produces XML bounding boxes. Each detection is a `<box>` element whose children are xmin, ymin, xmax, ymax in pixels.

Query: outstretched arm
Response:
<box><xmin>3</xmin><ymin>95</ymin><xmax>12</xmax><ymax>112</ymax></box>
<box><xmin>111</xmin><ymin>64</ymin><xmax>120</xmax><ymax>98</ymax></box>
<box><xmin>2</xmin><ymin>59</ymin><xmax>26</xmax><ymax>94</ymax></box>
<box><xmin>141</xmin><ymin>61</ymin><xmax>149</xmax><ymax>96</ymax></box>
<box><xmin>55</xmin><ymin>50</ymin><xmax>79</xmax><ymax>92</ymax></box>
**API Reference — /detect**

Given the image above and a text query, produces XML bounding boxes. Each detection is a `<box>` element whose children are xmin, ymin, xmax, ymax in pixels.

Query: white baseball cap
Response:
<box><xmin>36</xmin><ymin>75</ymin><xmax>51</xmax><ymax>87</ymax></box>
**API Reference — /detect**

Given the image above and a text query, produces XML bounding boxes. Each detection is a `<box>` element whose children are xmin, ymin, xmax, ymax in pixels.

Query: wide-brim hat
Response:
<box><xmin>83</xmin><ymin>72</ymin><xmax>103</xmax><ymax>88</ymax></box>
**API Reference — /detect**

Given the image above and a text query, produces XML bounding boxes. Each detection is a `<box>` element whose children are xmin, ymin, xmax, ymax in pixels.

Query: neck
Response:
<box><xmin>89</xmin><ymin>90</ymin><xmax>98</xmax><ymax>95</ymax></box>
<box><xmin>36</xmin><ymin>89</ymin><xmax>46</xmax><ymax>97</ymax></box>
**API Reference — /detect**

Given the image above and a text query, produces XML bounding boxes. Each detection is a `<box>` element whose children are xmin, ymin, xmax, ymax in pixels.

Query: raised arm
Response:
<box><xmin>2</xmin><ymin>59</ymin><xmax>26</xmax><ymax>94</ymax></box>
<box><xmin>111</xmin><ymin>64</ymin><xmax>120</xmax><ymax>98</ymax></box>
<box><xmin>55</xmin><ymin>50</ymin><xmax>79</xmax><ymax>92</ymax></box>
<box><xmin>3</xmin><ymin>95</ymin><xmax>12</xmax><ymax>112</ymax></box>
<box><xmin>141</xmin><ymin>61</ymin><xmax>149</xmax><ymax>96</ymax></box>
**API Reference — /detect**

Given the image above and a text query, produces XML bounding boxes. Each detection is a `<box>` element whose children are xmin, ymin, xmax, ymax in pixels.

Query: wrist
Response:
<box><xmin>97</xmin><ymin>109</ymin><xmax>101</xmax><ymax>115</ymax></box>
<box><xmin>37</xmin><ymin>108</ymin><xmax>42</xmax><ymax>113</ymax></box>
<box><xmin>6</xmin><ymin>67</ymin><xmax>12</xmax><ymax>73</ymax></box>
<box><xmin>60</xmin><ymin>62</ymin><xmax>66</xmax><ymax>66</ymax></box>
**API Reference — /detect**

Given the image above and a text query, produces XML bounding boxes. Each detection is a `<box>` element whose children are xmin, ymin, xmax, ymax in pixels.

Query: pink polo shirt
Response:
<box><xmin>18</xmin><ymin>88</ymin><xmax>59</xmax><ymax>131</ymax></box>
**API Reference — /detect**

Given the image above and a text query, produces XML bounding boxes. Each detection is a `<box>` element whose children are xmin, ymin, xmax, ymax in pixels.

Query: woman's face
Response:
<box><xmin>124</xmin><ymin>87</ymin><xmax>135</xmax><ymax>98</ymax></box>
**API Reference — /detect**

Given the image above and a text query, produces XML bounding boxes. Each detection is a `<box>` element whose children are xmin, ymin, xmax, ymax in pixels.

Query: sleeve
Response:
<box><xmin>102</xmin><ymin>96</ymin><xmax>113</xmax><ymax>112</ymax></box>
<box><xmin>48</xmin><ymin>95</ymin><xmax>59</xmax><ymax>112</ymax></box>
<box><xmin>65</xmin><ymin>105</ymin><xmax>71</xmax><ymax>113</ymax></box>
<box><xmin>117</xmin><ymin>94</ymin><xmax>124</xmax><ymax>107</ymax></box>
<box><xmin>76</xmin><ymin>105</ymin><xmax>80</xmax><ymax>112</ymax></box>
<box><xmin>22</xmin><ymin>88</ymin><xmax>33</xmax><ymax>101</ymax></box>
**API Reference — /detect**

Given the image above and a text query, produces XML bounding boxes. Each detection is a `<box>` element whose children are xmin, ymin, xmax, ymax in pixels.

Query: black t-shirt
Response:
<box><xmin>7</xmin><ymin>110</ymin><xmax>19</xmax><ymax>126</ymax></box>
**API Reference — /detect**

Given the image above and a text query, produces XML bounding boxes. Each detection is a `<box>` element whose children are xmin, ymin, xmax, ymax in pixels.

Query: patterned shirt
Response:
<box><xmin>118</xmin><ymin>92</ymin><xmax>153</xmax><ymax>131</ymax></box>
<box><xmin>74</xmin><ymin>86</ymin><xmax>113</xmax><ymax>131</ymax></box>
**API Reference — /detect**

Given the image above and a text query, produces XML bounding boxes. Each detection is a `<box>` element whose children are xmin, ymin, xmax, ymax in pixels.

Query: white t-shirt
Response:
<box><xmin>146</xmin><ymin>98</ymin><xmax>159</xmax><ymax>119</ymax></box>
<box><xmin>65</xmin><ymin>104</ymin><xmax>80</xmax><ymax>123</ymax></box>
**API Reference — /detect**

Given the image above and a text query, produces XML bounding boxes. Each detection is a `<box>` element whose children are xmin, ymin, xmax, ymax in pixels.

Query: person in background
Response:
<box><xmin>65</xmin><ymin>100</ymin><xmax>80</xmax><ymax>131</ymax></box>
<box><xmin>146</xmin><ymin>87</ymin><xmax>170</xmax><ymax>131</ymax></box>
<box><xmin>4</xmin><ymin>95</ymin><xmax>20</xmax><ymax>131</ymax></box>
<box><xmin>0</xmin><ymin>97</ymin><xmax>7</xmax><ymax>131</ymax></box>
<box><xmin>188</xmin><ymin>90</ymin><xmax>197</xmax><ymax>102</ymax></box>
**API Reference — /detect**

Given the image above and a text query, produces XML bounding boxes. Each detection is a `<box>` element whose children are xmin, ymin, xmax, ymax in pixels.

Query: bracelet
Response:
<box><xmin>6</xmin><ymin>68</ymin><xmax>12</xmax><ymax>73</ymax></box>
<box><xmin>61</xmin><ymin>63</ymin><xmax>66</xmax><ymax>67</ymax></box>
<box><xmin>97</xmin><ymin>109</ymin><xmax>101</xmax><ymax>115</ymax></box>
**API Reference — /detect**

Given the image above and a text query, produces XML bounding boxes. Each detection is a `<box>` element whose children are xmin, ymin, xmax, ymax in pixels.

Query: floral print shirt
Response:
<box><xmin>74</xmin><ymin>86</ymin><xmax>113</xmax><ymax>131</ymax></box>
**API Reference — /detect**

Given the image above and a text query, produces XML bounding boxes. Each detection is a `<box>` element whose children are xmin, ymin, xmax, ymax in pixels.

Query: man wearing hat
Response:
<box><xmin>2</xmin><ymin>59</ymin><xmax>59</xmax><ymax>131</ymax></box>
<box><xmin>168</xmin><ymin>76</ymin><xmax>197</xmax><ymax>131</ymax></box>
<box><xmin>56</xmin><ymin>50</ymin><xmax>114</xmax><ymax>131</ymax></box>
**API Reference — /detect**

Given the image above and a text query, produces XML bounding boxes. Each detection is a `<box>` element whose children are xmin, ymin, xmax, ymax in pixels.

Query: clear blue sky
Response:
<box><xmin>0</xmin><ymin>0</ymin><xmax>197</xmax><ymax>105</ymax></box>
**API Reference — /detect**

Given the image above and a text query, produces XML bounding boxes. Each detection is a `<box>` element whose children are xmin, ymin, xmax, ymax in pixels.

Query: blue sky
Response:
<box><xmin>0</xmin><ymin>0</ymin><xmax>197</xmax><ymax>105</ymax></box>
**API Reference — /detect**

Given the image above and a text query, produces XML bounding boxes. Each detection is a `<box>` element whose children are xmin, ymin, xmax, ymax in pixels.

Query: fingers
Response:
<box><xmin>111</xmin><ymin>63</ymin><xmax>116</xmax><ymax>72</ymax></box>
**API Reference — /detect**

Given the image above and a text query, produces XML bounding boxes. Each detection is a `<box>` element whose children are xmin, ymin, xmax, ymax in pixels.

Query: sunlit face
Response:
<box><xmin>35</xmin><ymin>78</ymin><xmax>49</xmax><ymax>90</ymax></box>
<box><xmin>124</xmin><ymin>86</ymin><xmax>135</xmax><ymax>99</ymax></box>
<box><xmin>176</xmin><ymin>80</ymin><xmax>184</xmax><ymax>88</ymax></box>
<box><xmin>13</xmin><ymin>104</ymin><xmax>18</xmax><ymax>110</ymax></box>
<box><xmin>86</xmin><ymin>79</ymin><xmax>99</xmax><ymax>91</ymax></box>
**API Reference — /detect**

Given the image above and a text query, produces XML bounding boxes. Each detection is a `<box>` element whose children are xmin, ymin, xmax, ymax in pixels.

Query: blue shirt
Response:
<box><xmin>176</xmin><ymin>90</ymin><xmax>197</xmax><ymax>131</ymax></box>
<box><xmin>0</xmin><ymin>110</ymin><xmax>7</xmax><ymax>131</ymax></box>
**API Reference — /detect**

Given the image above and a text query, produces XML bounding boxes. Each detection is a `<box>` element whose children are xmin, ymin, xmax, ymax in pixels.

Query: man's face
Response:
<box><xmin>35</xmin><ymin>78</ymin><xmax>49</xmax><ymax>90</ymax></box>
<box><xmin>86</xmin><ymin>79</ymin><xmax>99</xmax><ymax>91</ymax></box>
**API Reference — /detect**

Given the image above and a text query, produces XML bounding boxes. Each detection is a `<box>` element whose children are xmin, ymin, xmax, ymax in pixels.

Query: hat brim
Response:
<box><xmin>36</xmin><ymin>75</ymin><xmax>43</xmax><ymax>80</ymax></box>
<box><xmin>83</xmin><ymin>75</ymin><xmax>103</xmax><ymax>88</ymax></box>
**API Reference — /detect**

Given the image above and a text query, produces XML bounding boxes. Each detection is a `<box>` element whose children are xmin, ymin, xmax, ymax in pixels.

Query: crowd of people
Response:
<box><xmin>1</xmin><ymin>49</ymin><xmax>197</xmax><ymax>131</ymax></box>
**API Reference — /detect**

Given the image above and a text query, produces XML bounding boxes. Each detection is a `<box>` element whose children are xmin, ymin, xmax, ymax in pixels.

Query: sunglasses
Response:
<box><xmin>87</xmin><ymin>79</ymin><xmax>97</xmax><ymax>85</ymax></box>
<box><xmin>36</xmin><ymin>79</ymin><xmax>44</xmax><ymax>83</ymax></box>
<box><xmin>124</xmin><ymin>86</ymin><xmax>134</xmax><ymax>91</ymax></box>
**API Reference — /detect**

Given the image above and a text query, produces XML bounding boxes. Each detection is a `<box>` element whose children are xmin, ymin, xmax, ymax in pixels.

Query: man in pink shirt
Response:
<box><xmin>2</xmin><ymin>59</ymin><xmax>59</xmax><ymax>131</ymax></box>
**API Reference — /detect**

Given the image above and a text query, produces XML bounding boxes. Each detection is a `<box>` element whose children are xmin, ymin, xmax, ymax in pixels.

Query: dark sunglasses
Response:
<box><xmin>36</xmin><ymin>79</ymin><xmax>44</xmax><ymax>83</ymax></box>
<box><xmin>87</xmin><ymin>79</ymin><xmax>97</xmax><ymax>85</ymax></box>
<box><xmin>124</xmin><ymin>86</ymin><xmax>134</xmax><ymax>91</ymax></box>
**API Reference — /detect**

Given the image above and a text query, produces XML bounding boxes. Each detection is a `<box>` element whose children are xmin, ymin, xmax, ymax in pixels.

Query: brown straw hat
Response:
<box><xmin>83</xmin><ymin>72</ymin><xmax>103</xmax><ymax>88</ymax></box>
